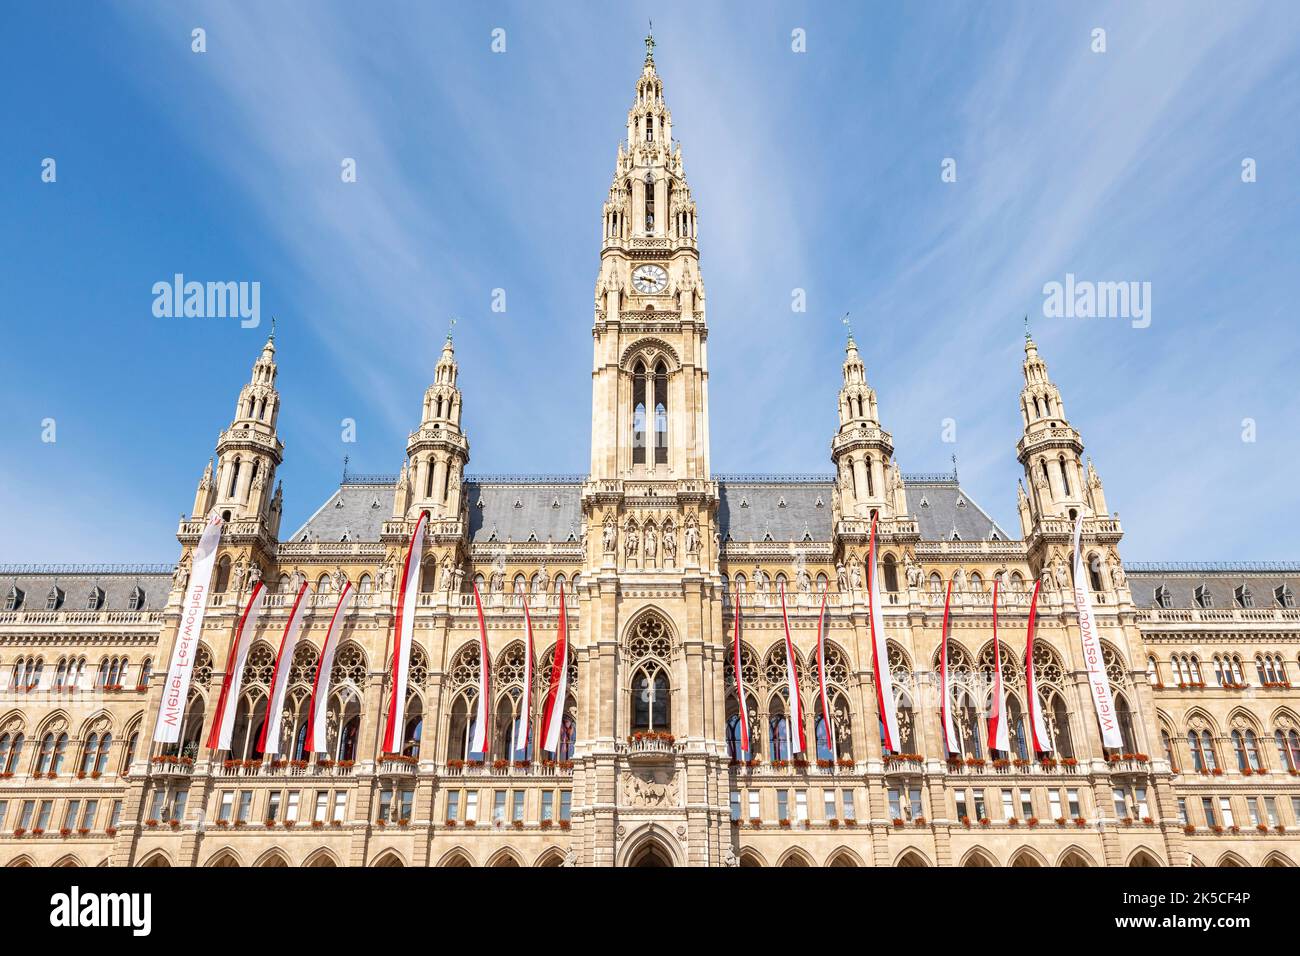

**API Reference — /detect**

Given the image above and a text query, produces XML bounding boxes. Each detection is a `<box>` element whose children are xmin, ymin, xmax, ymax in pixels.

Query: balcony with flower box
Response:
<box><xmin>1106</xmin><ymin>754</ymin><xmax>1151</xmax><ymax>777</ymax></box>
<box><xmin>377</xmin><ymin>754</ymin><xmax>419</xmax><ymax>778</ymax></box>
<box><xmin>148</xmin><ymin>756</ymin><xmax>195</xmax><ymax>779</ymax></box>
<box><xmin>882</xmin><ymin>753</ymin><xmax>925</xmax><ymax>779</ymax></box>
<box><xmin>619</xmin><ymin>731</ymin><xmax>682</xmax><ymax>761</ymax></box>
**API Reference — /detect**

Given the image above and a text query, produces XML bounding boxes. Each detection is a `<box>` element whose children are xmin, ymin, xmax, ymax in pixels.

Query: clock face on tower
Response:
<box><xmin>631</xmin><ymin>264</ymin><xmax>669</xmax><ymax>294</ymax></box>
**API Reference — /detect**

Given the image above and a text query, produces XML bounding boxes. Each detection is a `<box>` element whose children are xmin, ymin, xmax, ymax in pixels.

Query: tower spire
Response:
<box><xmin>644</xmin><ymin>23</ymin><xmax>655</xmax><ymax>69</ymax></box>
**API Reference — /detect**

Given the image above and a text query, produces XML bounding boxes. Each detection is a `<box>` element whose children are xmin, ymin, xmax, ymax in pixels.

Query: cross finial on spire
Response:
<box><xmin>270</xmin><ymin>316</ymin><xmax>276</xmax><ymax>341</ymax></box>
<box><xmin>1023</xmin><ymin>314</ymin><xmax>1031</xmax><ymax>341</ymax></box>
<box><xmin>841</xmin><ymin>312</ymin><xmax>854</xmax><ymax>344</ymax></box>
<box><xmin>446</xmin><ymin>316</ymin><xmax>457</xmax><ymax>342</ymax></box>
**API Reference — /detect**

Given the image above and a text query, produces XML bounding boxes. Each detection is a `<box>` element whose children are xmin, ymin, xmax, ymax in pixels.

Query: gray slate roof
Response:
<box><xmin>0</xmin><ymin>568</ymin><xmax>173</xmax><ymax>612</ymax></box>
<box><xmin>293</xmin><ymin>475</ymin><xmax>1010</xmax><ymax>544</ymax></box>
<box><xmin>1126</xmin><ymin>567</ymin><xmax>1299</xmax><ymax>610</ymax></box>
<box><xmin>906</xmin><ymin>478</ymin><xmax>1011</xmax><ymax>542</ymax></box>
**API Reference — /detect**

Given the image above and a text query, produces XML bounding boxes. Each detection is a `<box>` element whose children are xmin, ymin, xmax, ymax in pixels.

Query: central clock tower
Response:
<box><xmin>588</xmin><ymin>32</ymin><xmax>710</xmax><ymax>483</ymax></box>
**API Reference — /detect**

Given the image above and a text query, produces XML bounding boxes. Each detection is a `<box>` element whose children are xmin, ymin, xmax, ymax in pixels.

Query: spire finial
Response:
<box><xmin>1023</xmin><ymin>313</ymin><xmax>1030</xmax><ymax>341</ymax></box>
<box><xmin>644</xmin><ymin>22</ymin><xmax>656</xmax><ymax>67</ymax></box>
<box><xmin>841</xmin><ymin>312</ymin><xmax>855</xmax><ymax>345</ymax></box>
<box><xmin>952</xmin><ymin>452</ymin><xmax>959</xmax><ymax>481</ymax></box>
<box><xmin>269</xmin><ymin>316</ymin><xmax>276</xmax><ymax>342</ymax></box>
<box><xmin>342</xmin><ymin>455</ymin><xmax>349</xmax><ymax>483</ymax></box>
<box><xmin>446</xmin><ymin>316</ymin><xmax>457</xmax><ymax>343</ymax></box>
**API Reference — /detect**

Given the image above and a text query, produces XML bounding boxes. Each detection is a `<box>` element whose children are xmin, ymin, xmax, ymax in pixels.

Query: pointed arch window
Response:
<box><xmin>632</xmin><ymin>361</ymin><xmax>647</xmax><ymax>465</ymax></box>
<box><xmin>643</xmin><ymin>173</ymin><xmax>655</xmax><ymax>230</ymax></box>
<box><xmin>1232</xmin><ymin>729</ymin><xmax>1262</xmax><ymax>771</ymax></box>
<box><xmin>632</xmin><ymin>666</ymin><xmax>669</xmax><ymax>732</ymax></box>
<box><xmin>1188</xmin><ymin>730</ymin><xmax>1217</xmax><ymax>772</ymax></box>
<box><xmin>1274</xmin><ymin>729</ymin><xmax>1300</xmax><ymax>772</ymax></box>
<box><xmin>654</xmin><ymin>361</ymin><xmax>668</xmax><ymax>464</ymax></box>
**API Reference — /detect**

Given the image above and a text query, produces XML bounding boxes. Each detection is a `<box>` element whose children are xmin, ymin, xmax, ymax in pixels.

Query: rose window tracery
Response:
<box><xmin>329</xmin><ymin>644</ymin><xmax>366</xmax><ymax>687</ymax></box>
<box><xmin>242</xmin><ymin>644</ymin><xmax>275</xmax><ymax>686</ymax></box>
<box><xmin>628</xmin><ymin>615</ymin><xmax>670</xmax><ymax>662</ymax></box>
<box><xmin>193</xmin><ymin>647</ymin><xmax>213</xmax><ymax>689</ymax></box>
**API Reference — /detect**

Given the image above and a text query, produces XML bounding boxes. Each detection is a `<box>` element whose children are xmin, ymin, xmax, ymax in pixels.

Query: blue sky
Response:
<box><xmin>2</xmin><ymin>1</ymin><xmax>1297</xmax><ymax>564</ymax></box>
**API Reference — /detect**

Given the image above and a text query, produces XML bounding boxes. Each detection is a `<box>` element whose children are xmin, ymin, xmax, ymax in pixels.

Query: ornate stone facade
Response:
<box><xmin>1</xmin><ymin>37</ymin><xmax>1298</xmax><ymax>868</ymax></box>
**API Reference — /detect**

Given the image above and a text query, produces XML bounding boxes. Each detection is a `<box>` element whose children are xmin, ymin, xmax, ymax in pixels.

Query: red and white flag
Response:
<box><xmin>938</xmin><ymin>578</ymin><xmax>960</xmax><ymax>756</ymax></box>
<box><xmin>1073</xmin><ymin>514</ymin><xmax>1123</xmax><ymax>748</ymax></box>
<box><xmin>540</xmin><ymin>583</ymin><xmax>570</xmax><ymax>754</ymax></box>
<box><xmin>512</xmin><ymin>583</ymin><xmax>534</xmax><ymax>757</ymax></box>
<box><xmin>732</xmin><ymin>594</ymin><xmax>750</xmax><ymax>759</ymax></box>
<box><xmin>381</xmin><ymin>510</ymin><xmax>428</xmax><ymax>754</ymax></box>
<box><xmin>814</xmin><ymin>591</ymin><xmax>835</xmax><ymax>761</ymax></box>
<box><xmin>206</xmin><ymin>580</ymin><xmax>266</xmax><ymax>751</ymax></box>
<box><xmin>304</xmin><ymin>580</ymin><xmax>355</xmax><ymax>754</ymax></box>
<box><xmin>867</xmin><ymin>515</ymin><xmax>901</xmax><ymax>752</ymax></box>
<box><xmin>153</xmin><ymin>512</ymin><xmax>223</xmax><ymax>743</ymax></box>
<box><xmin>469</xmin><ymin>583</ymin><xmax>491</xmax><ymax>755</ymax></box>
<box><xmin>257</xmin><ymin>580</ymin><xmax>312</xmax><ymax>756</ymax></box>
<box><xmin>778</xmin><ymin>584</ymin><xmax>807</xmax><ymax>755</ymax></box>
<box><xmin>1023</xmin><ymin>578</ymin><xmax>1051</xmax><ymax>753</ymax></box>
<box><xmin>986</xmin><ymin>579</ymin><xmax>1011</xmax><ymax>754</ymax></box>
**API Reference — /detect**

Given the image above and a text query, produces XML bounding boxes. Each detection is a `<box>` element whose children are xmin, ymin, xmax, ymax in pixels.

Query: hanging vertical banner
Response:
<box><xmin>732</xmin><ymin>594</ymin><xmax>750</xmax><ymax>759</ymax></box>
<box><xmin>814</xmin><ymin>591</ymin><xmax>835</xmax><ymax>761</ymax></box>
<box><xmin>867</xmin><ymin>514</ymin><xmax>901</xmax><ymax>752</ymax></box>
<box><xmin>778</xmin><ymin>584</ymin><xmax>808</xmax><ymax>755</ymax></box>
<box><xmin>153</xmin><ymin>512</ymin><xmax>223</xmax><ymax>744</ymax></box>
<box><xmin>986</xmin><ymin>579</ymin><xmax>1011</xmax><ymax>754</ymax></box>
<box><xmin>1023</xmin><ymin>578</ymin><xmax>1051</xmax><ymax>753</ymax></box>
<box><xmin>541</xmin><ymin>583</ymin><xmax>570</xmax><ymax>754</ymax></box>
<box><xmin>512</xmin><ymin>583</ymin><xmax>534</xmax><ymax>758</ymax></box>
<box><xmin>304</xmin><ymin>580</ymin><xmax>354</xmax><ymax>754</ymax></box>
<box><xmin>381</xmin><ymin>510</ymin><xmax>428</xmax><ymax>754</ymax></box>
<box><xmin>469</xmin><ymin>583</ymin><xmax>491</xmax><ymax>755</ymax></box>
<box><xmin>206</xmin><ymin>580</ymin><xmax>266</xmax><ymax>751</ymax></box>
<box><xmin>257</xmin><ymin>580</ymin><xmax>312</xmax><ymax>756</ymax></box>
<box><xmin>938</xmin><ymin>578</ymin><xmax>960</xmax><ymax>756</ymax></box>
<box><xmin>1073</xmin><ymin>514</ymin><xmax>1123</xmax><ymax>748</ymax></box>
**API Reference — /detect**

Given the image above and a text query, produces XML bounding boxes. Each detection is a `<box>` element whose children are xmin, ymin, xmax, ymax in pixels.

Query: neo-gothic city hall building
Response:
<box><xmin>2</xmin><ymin>42</ymin><xmax>1298</xmax><ymax>869</ymax></box>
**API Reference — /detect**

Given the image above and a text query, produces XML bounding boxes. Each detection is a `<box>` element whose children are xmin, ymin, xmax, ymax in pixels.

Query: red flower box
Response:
<box><xmin>59</xmin><ymin>828</ymin><xmax>72</xmax><ymax>837</ymax></box>
<box><xmin>843</xmin><ymin>818</ymin><xmax>856</xmax><ymax>827</ymax></box>
<box><xmin>558</xmin><ymin>820</ymin><xmax>570</xmax><ymax>830</ymax></box>
<box><xmin>892</xmin><ymin>818</ymin><xmax>904</xmax><ymax>828</ymax></box>
<box><xmin>979</xmin><ymin>817</ymin><xmax>991</xmax><ymax>827</ymax></box>
<box><xmin>749</xmin><ymin>818</ymin><xmax>762</xmax><ymax>829</ymax></box>
<box><xmin>12</xmin><ymin>828</ymin><xmax>25</xmax><ymax>837</ymax></box>
<box><xmin>539</xmin><ymin>819</ymin><xmax>552</xmax><ymax>829</ymax></box>
<box><xmin>780</xmin><ymin>818</ymin><xmax>792</xmax><ymax>828</ymax></box>
<box><xmin>1027</xmin><ymin>817</ymin><xmax>1039</xmax><ymax>827</ymax></box>
<box><xmin>914</xmin><ymin>816</ymin><xmax>927</xmax><ymax>827</ymax></box>
<box><xmin>105</xmin><ymin>827</ymin><xmax>116</xmax><ymax>837</ymax></box>
<box><xmin>1184</xmin><ymin>824</ymin><xmax>1196</xmax><ymax>834</ymax></box>
<box><xmin>1074</xmin><ymin>817</ymin><xmax>1087</xmax><ymax>827</ymax></box>
<box><xmin>961</xmin><ymin>816</ymin><xmax>971</xmax><ymax>828</ymax></box>
<box><xmin>464</xmin><ymin>819</ymin><xmax>477</xmax><ymax>828</ymax></box>
<box><xmin>77</xmin><ymin>827</ymin><xmax>89</xmax><ymax>836</ymax></box>
<box><xmin>446</xmin><ymin>819</ymin><xmax>459</xmax><ymax>827</ymax></box>
<box><xmin>1055</xmin><ymin>817</ymin><xmax>1067</xmax><ymax>826</ymax></box>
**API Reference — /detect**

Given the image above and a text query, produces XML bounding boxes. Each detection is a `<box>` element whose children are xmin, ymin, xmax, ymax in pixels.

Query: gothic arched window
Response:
<box><xmin>632</xmin><ymin>666</ymin><xmax>670</xmax><ymax>732</ymax></box>
<box><xmin>632</xmin><ymin>361</ymin><xmax>647</xmax><ymax>465</ymax></box>
<box><xmin>1232</xmin><ymin>729</ymin><xmax>1262</xmax><ymax>771</ymax></box>
<box><xmin>654</xmin><ymin>361</ymin><xmax>668</xmax><ymax>464</ymax></box>
<box><xmin>883</xmin><ymin>554</ymin><xmax>899</xmax><ymax>592</ymax></box>
<box><xmin>1274</xmin><ymin>729</ymin><xmax>1300</xmax><ymax>772</ymax></box>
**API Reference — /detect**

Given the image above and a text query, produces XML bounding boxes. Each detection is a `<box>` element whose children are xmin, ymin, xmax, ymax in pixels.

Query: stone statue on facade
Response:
<box><xmin>624</xmin><ymin>520</ymin><xmax>640</xmax><ymax>565</ymax></box>
<box><xmin>848</xmin><ymin>559</ymin><xmax>862</xmax><ymax>590</ymax></box>
<box><xmin>905</xmin><ymin>551</ymin><xmax>922</xmax><ymax>589</ymax></box>
<box><xmin>602</xmin><ymin>514</ymin><xmax>617</xmax><ymax>553</ymax></box>
<box><xmin>684</xmin><ymin>515</ymin><xmax>700</xmax><ymax>555</ymax></box>
<box><xmin>644</xmin><ymin>527</ymin><xmax>658</xmax><ymax>566</ymax></box>
<box><xmin>662</xmin><ymin>523</ymin><xmax>677</xmax><ymax>566</ymax></box>
<box><xmin>836</xmin><ymin>562</ymin><xmax>849</xmax><ymax>593</ymax></box>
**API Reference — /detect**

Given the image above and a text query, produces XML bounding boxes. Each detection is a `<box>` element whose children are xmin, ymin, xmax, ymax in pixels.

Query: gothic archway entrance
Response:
<box><xmin>628</xmin><ymin>840</ymin><xmax>674</xmax><ymax>867</ymax></box>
